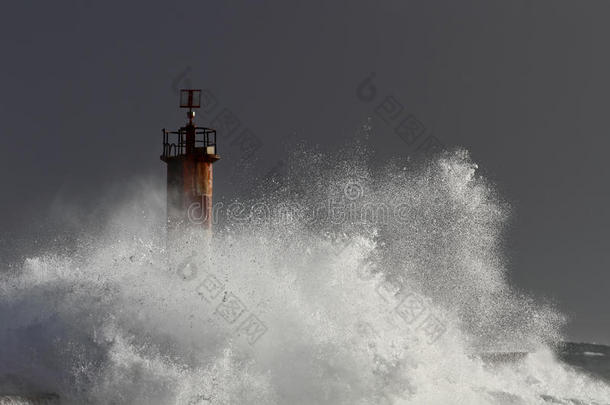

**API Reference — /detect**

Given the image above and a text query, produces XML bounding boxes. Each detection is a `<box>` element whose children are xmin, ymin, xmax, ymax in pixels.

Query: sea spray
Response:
<box><xmin>0</xmin><ymin>147</ymin><xmax>608</xmax><ymax>404</ymax></box>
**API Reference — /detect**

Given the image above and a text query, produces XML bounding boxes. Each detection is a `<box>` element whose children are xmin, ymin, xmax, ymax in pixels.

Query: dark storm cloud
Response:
<box><xmin>0</xmin><ymin>0</ymin><xmax>608</xmax><ymax>343</ymax></box>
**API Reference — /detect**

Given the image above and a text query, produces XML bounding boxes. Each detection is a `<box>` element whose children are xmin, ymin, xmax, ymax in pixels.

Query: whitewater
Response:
<box><xmin>1</xmin><ymin>145</ymin><xmax>609</xmax><ymax>404</ymax></box>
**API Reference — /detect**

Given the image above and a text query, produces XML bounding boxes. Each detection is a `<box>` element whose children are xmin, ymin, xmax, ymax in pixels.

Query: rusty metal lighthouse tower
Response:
<box><xmin>161</xmin><ymin>89</ymin><xmax>219</xmax><ymax>232</ymax></box>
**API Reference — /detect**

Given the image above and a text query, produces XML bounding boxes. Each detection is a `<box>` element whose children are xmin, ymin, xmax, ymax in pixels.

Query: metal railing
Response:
<box><xmin>162</xmin><ymin>127</ymin><xmax>217</xmax><ymax>159</ymax></box>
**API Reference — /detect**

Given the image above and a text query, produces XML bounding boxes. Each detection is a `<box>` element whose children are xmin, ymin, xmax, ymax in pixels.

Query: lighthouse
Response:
<box><xmin>161</xmin><ymin>89</ymin><xmax>220</xmax><ymax>232</ymax></box>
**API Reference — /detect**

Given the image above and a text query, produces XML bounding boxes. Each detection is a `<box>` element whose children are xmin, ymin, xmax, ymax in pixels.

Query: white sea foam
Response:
<box><xmin>0</xmin><ymin>147</ymin><xmax>608</xmax><ymax>404</ymax></box>
<box><xmin>584</xmin><ymin>352</ymin><xmax>606</xmax><ymax>357</ymax></box>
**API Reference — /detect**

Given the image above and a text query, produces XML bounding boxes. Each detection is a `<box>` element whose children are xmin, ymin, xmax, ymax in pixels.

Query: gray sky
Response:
<box><xmin>1</xmin><ymin>0</ymin><xmax>608</xmax><ymax>344</ymax></box>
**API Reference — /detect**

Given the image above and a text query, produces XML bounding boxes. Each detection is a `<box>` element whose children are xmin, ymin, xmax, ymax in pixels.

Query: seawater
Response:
<box><xmin>1</xmin><ymin>147</ymin><xmax>609</xmax><ymax>404</ymax></box>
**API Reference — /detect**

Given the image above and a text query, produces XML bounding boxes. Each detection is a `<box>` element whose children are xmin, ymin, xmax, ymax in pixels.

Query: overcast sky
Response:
<box><xmin>1</xmin><ymin>0</ymin><xmax>608</xmax><ymax>344</ymax></box>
